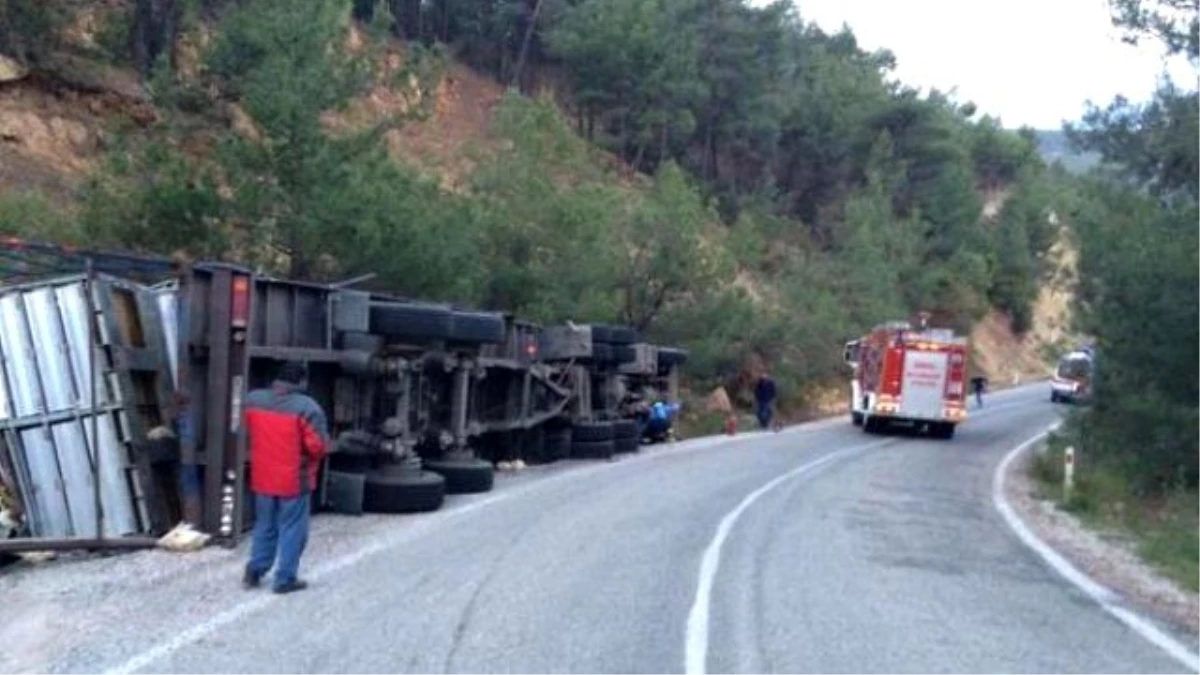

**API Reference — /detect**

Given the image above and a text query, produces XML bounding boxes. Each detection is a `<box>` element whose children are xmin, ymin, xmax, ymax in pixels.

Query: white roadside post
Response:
<box><xmin>1063</xmin><ymin>445</ymin><xmax>1076</xmax><ymax>501</ymax></box>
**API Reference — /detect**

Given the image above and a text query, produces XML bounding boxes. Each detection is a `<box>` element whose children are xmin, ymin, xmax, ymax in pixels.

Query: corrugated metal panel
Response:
<box><xmin>0</xmin><ymin>277</ymin><xmax>144</xmax><ymax>538</ymax></box>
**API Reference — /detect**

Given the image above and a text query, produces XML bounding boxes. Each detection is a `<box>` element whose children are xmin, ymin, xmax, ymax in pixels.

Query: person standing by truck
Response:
<box><xmin>754</xmin><ymin>371</ymin><xmax>778</xmax><ymax>431</ymax></box>
<box><xmin>242</xmin><ymin>361</ymin><xmax>329</xmax><ymax>594</ymax></box>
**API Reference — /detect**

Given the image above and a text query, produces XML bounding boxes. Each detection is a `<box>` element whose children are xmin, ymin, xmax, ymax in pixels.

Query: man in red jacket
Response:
<box><xmin>242</xmin><ymin>361</ymin><xmax>329</xmax><ymax>594</ymax></box>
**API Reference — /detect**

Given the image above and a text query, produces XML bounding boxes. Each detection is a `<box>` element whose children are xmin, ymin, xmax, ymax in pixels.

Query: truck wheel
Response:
<box><xmin>851</xmin><ymin>412</ymin><xmax>864</xmax><ymax>426</ymax></box>
<box><xmin>369</xmin><ymin>301</ymin><xmax>453</xmax><ymax>342</ymax></box>
<box><xmin>422</xmin><ymin>458</ymin><xmax>494</xmax><ymax>494</ymax></box>
<box><xmin>362</xmin><ymin>466</ymin><xmax>445</xmax><ymax>513</ymax></box>
<box><xmin>589</xmin><ymin>324</ymin><xmax>614</xmax><ymax>343</ymax></box>
<box><xmin>607</xmin><ymin>325</ymin><xmax>639</xmax><ymax>345</ymax></box>
<box><xmin>572</xmin><ymin>439</ymin><xmax>615</xmax><ymax>460</ymax></box>
<box><xmin>613</xmin><ymin>420</ymin><xmax>640</xmax><ymax>453</ymax></box>
<box><xmin>930</xmin><ymin>423</ymin><xmax>956</xmax><ymax>440</ymax></box>
<box><xmin>656</xmin><ymin>347</ymin><xmax>688</xmax><ymax>367</ymax></box>
<box><xmin>449</xmin><ymin>311</ymin><xmax>506</xmax><ymax>344</ymax></box>
<box><xmin>572</xmin><ymin>421</ymin><xmax>615</xmax><ymax>442</ymax></box>
<box><xmin>863</xmin><ymin>416</ymin><xmax>886</xmax><ymax>434</ymax></box>
<box><xmin>613</xmin><ymin>344</ymin><xmax>638</xmax><ymax>364</ymax></box>
<box><xmin>542</xmin><ymin>426</ymin><xmax>572</xmax><ymax>461</ymax></box>
<box><xmin>589</xmin><ymin>343</ymin><xmax>614</xmax><ymax>363</ymax></box>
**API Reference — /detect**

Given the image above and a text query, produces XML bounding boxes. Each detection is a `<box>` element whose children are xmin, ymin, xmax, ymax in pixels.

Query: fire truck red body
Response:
<box><xmin>843</xmin><ymin>320</ymin><xmax>969</xmax><ymax>439</ymax></box>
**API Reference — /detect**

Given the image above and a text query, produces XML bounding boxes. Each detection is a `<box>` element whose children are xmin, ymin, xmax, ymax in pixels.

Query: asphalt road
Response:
<box><xmin>4</xmin><ymin>385</ymin><xmax>1196</xmax><ymax>674</ymax></box>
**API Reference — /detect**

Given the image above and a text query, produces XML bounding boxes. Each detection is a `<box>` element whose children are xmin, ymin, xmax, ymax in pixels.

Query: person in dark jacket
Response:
<box><xmin>754</xmin><ymin>371</ymin><xmax>777</xmax><ymax>430</ymax></box>
<box><xmin>242</xmin><ymin>361</ymin><xmax>329</xmax><ymax>594</ymax></box>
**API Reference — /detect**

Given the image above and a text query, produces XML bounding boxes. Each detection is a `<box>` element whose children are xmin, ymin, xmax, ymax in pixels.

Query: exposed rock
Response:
<box><xmin>0</xmin><ymin>54</ymin><xmax>28</xmax><ymax>83</ymax></box>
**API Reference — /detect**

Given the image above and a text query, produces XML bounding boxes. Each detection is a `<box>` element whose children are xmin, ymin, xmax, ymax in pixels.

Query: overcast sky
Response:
<box><xmin>754</xmin><ymin>0</ymin><xmax>1197</xmax><ymax>129</ymax></box>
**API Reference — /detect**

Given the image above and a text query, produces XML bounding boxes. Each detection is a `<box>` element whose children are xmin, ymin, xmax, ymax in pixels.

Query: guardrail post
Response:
<box><xmin>1063</xmin><ymin>445</ymin><xmax>1076</xmax><ymax>501</ymax></box>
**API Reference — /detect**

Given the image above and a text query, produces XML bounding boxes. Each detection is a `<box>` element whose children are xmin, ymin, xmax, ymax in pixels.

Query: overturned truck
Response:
<box><xmin>0</xmin><ymin>240</ymin><xmax>687</xmax><ymax>550</ymax></box>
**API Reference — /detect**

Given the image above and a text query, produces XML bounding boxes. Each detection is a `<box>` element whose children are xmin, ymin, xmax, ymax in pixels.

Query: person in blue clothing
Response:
<box><xmin>754</xmin><ymin>371</ymin><xmax>777</xmax><ymax>430</ymax></box>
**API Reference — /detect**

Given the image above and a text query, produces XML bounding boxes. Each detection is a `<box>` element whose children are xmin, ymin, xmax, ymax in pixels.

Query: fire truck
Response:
<box><xmin>842</xmin><ymin>319</ymin><xmax>969</xmax><ymax>439</ymax></box>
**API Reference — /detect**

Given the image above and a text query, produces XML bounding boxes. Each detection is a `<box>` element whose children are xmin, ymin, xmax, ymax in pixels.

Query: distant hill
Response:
<box><xmin>1033</xmin><ymin>129</ymin><xmax>1102</xmax><ymax>174</ymax></box>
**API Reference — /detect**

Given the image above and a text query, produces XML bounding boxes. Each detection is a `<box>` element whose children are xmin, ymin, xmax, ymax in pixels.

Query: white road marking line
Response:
<box><xmin>993</xmin><ymin>427</ymin><xmax>1200</xmax><ymax>673</ymax></box>
<box><xmin>683</xmin><ymin>438</ymin><xmax>894</xmax><ymax>675</ymax></box>
<box><xmin>104</xmin><ymin>415</ymin><xmax>859</xmax><ymax>674</ymax></box>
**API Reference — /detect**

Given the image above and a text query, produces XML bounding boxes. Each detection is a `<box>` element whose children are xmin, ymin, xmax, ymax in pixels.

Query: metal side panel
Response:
<box><xmin>49</xmin><ymin>420</ymin><xmax>100</xmax><ymax>537</ymax></box>
<box><xmin>18</xmin><ymin>426</ymin><xmax>71</xmax><ymax>537</ymax></box>
<box><xmin>56</xmin><ymin>282</ymin><xmax>110</xmax><ymax>408</ymax></box>
<box><xmin>0</xmin><ymin>294</ymin><xmax>43</xmax><ymax>419</ymax></box>
<box><xmin>24</xmin><ymin>287</ymin><xmax>76</xmax><ymax>413</ymax></box>
<box><xmin>154</xmin><ymin>288</ymin><xmax>180</xmax><ymax>390</ymax></box>
<box><xmin>81</xmin><ymin>412</ymin><xmax>139</xmax><ymax>535</ymax></box>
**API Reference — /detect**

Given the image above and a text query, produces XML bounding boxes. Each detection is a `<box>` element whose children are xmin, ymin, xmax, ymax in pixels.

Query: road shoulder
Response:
<box><xmin>1004</xmin><ymin>445</ymin><xmax>1199</xmax><ymax>636</ymax></box>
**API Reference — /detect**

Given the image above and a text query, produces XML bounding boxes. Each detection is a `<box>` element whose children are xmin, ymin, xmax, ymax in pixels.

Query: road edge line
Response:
<box><xmin>992</xmin><ymin>426</ymin><xmax>1200</xmax><ymax>673</ymax></box>
<box><xmin>683</xmin><ymin>437</ymin><xmax>894</xmax><ymax>675</ymax></box>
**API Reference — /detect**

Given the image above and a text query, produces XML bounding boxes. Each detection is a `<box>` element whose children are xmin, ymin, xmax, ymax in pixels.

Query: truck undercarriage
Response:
<box><xmin>0</xmin><ymin>239</ymin><xmax>687</xmax><ymax>552</ymax></box>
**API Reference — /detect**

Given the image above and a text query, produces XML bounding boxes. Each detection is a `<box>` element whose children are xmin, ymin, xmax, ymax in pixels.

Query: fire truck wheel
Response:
<box><xmin>542</xmin><ymin>426</ymin><xmax>572</xmax><ymax>461</ymax></box>
<box><xmin>362</xmin><ymin>467</ymin><xmax>446</xmax><ymax>513</ymax></box>
<box><xmin>572</xmin><ymin>421</ymin><xmax>615</xmax><ymax>442</ymax></box>
<box><xmin>369</xmin><ymin>301</ymin><xmax>453</xmax><ymax>342</ymax></box>
<box><xmin>448</xmin><ymin>311</ymin><xmax>506</xmax><ymax>344</ymax></box>
<box><xmin>862</xmin><ymin>416</ymin><xmax>887</xmax><ymax>434</ymax></box>
<box><xmin>851</xmin><ymin>412</ymin><xmax>864</xmax><ymax>426</ymax></box>
<box><xmin>930</xmin><ymin>422</ymin><xmax>956</xmax><ymax>440</ymax></box>
<box><xmin>572</xmin><ymin>439</ymin><xmax>615</xmax><ymax>460</ymax></box>
<box><xmin>422</xmin><ymin>458</ymin><xmax>495</xmax><ymax>494</ymax></box>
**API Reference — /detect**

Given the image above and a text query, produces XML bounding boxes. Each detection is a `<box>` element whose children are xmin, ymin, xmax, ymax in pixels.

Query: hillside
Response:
<box><xmin>0</xmin><ymin>0</ymin><xmax>1072</xmax><ymax>417</ymax></box>
<box><xmin>1034</xmin><ymin>129</ymin><xmax>1102</xmax><ymax>174</ymax></box>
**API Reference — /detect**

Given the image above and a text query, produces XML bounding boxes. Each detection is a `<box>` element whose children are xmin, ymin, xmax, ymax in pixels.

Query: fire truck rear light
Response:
<box><xmin>231</xmin><ymin>275</ymin><xmax>251</xmax><ymax>328</ymax></box>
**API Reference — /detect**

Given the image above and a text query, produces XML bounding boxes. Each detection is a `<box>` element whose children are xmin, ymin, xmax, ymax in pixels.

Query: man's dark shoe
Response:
<box><xmin>242</xmin><ymin>568</ymin><xmax>262</xmax><ymax>589</ymax></box>
<box><xmin>273</xmin><ymin>579</ymin><xmax>308</xmax><ymax>594</ymax></box>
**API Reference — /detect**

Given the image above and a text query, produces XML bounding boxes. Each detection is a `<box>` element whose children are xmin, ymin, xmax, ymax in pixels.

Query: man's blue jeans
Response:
<box><xmin>247</xmin><ymin>494</ymin><xmax>310</xmax><ymax>589</ymax></box>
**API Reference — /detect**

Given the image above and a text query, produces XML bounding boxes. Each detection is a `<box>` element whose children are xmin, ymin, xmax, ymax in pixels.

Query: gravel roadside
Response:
<box><xmin>1005</xmin><ymin>446</ymin><xmax>1199</xmax><ymax>636</ymax></box>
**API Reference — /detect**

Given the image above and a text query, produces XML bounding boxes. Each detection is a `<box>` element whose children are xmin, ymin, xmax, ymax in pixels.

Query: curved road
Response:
<box><xmin>4</xmin><ymin>385</ymin><xmax>1195</xmax><ymax>674</ymax></box>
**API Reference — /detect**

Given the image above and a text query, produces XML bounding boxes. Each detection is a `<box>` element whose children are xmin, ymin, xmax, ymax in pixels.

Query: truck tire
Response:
<box><xmin>613</xmin><ymin>419</ymin><xmax>640</xmax><ymax>440</ymax></box>
<box><xmin>589</xmin><ymin>343</ymin><xmax>614</xmax><ymax>363</ymax></box>
<box><xmin>369</xmin><ymin>302</ymin><xmax>453</xmax><ymax>342</ymax></box>
<box><xmin>930</xmin><ymin>422</ymin><xmax>956</xmax><ymax>440</ymax></box>
<box><xmin>851</xmin><ymin>412</ymin><xmax>864</xmax><ymax>426</ymax></box>
<box><xmin>613</xmin><ymin>344</ymin><xmax>638</xmax><ymax>364</ymax></box>
<box><xmin>657</xmin><ymin>347</ymin><xmax>688</xmax><ymax>367</ymax></box>
<box><xmin>863</xmin><ymin>416</ymin><xmax>887</xmax><ymax>435</ymax></box>
<box><xmin>542</xmin><ymin>426</ymin><xmax>572</xmax><ymax>461</ymax></box>
<box><xmin>589</xmin><ymin>324</ymin><xmax>614</xmax><ymax>343</ymax></box>
<box><xmin>449</xmin><ymin>311</ymin><xmax>506</xmax><ymax>344</ymax></box>
<box><xmin>572</xmin><ymin>421</ymin><xmax>614</xmax><ymax>442</ymax></box>
<box><xmin>607</xmin><ymin>325</ymin><xmax>638</xmax><ymax>345</ymax></box>
<box><xmin>572</xmin><ymin>439</ymin><xmax>615</xmax><ymax>460</ymax></box>
<box><xmin>615</xmin><ymin>435</ymin><xmax>640</xmax><ymax>454</ymax></box>
<box><xmin>362</xmin><ymin>466</ymin><xmax>445</xmax><ymax>513</ymax></box>
<box><xmin>422</xmin><ymin>457</ymin><xmax>495</xmax><ymax>494</ymax></box>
